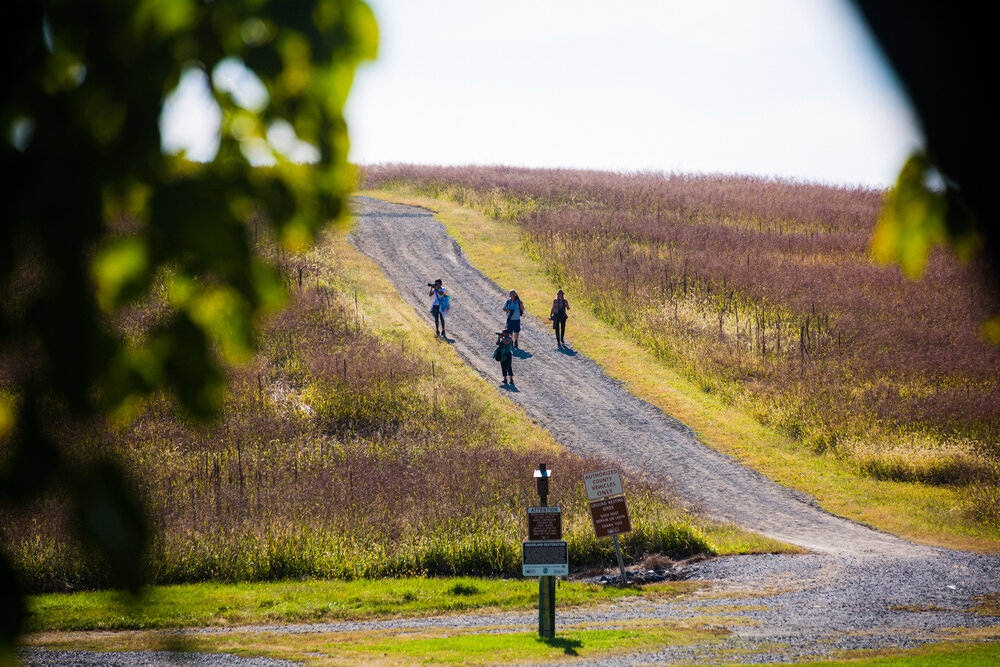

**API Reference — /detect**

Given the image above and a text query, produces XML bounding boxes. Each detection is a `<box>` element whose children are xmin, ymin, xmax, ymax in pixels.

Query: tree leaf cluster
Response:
<box><xmin>0</xmin><ymin>0</ymin><xmax>376</xmax><ymax>652</ymax></box>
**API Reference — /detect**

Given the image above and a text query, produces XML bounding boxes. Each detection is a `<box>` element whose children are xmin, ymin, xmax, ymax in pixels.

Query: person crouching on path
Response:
<box><xmin>502</xmin><ymin>290</ymin><xmax>524</xmax><ymax>348</ymax></box>
<box><xmin>549</xmin><ymin>289</ymin><xmax>570</xmax><ymax>348</ymax></box>
<box><xmin>428</xmin><ymin>279</ymin><xmax>447</xmax><ymax>337</ymax></box>
<box><xmin>496</xmin><ymin>329</ymin><xmax>515</xmax><ymax>385</ymax></box>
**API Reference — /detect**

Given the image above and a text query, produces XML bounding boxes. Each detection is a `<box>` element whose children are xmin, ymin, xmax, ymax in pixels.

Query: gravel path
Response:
<box><xmin>21</xmin><ymin>197</ymin><xmax>1000</xmax><ymax>665</ymax></box>
<box><xmin>345</xmin><ymin>196</ymin><xmax>1000</xmax><ymax>660</ymax></box>
<box><xmin>349</xmin><ymin>196</ymin><xmax>911</xmax><ymax>556</ymax></box>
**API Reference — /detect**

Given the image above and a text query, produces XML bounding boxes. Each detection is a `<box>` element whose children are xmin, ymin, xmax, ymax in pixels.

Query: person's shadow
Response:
<box><xmin>503</xmin><ymin>383</ymin><xmax>520</xmax><ymax>392</ymax></box>
<box><xmin>558</xmin><ymin>346</ymin><xmax>577</xmax><ymax>356</ymax></box>
<box><xmin>513</xmin><ymin>348</ymin><xmax>532</xmax><ymax>359</ymax></box>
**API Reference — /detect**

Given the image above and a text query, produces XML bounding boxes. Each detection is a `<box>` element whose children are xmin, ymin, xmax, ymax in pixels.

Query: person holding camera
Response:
<box><xmin>502</xmin><ymin>290</ymin><xmax>524</xmax><ymax>348</ymax></box>
<box><xmin>495</xmin><ymin>328</ymin><xmax>515</xmax><ymax>385</ymax></box>
<box><xmin>427</xmin><ymin>279</ymin><xmax>448</xmax><ymax>337</ymax></box>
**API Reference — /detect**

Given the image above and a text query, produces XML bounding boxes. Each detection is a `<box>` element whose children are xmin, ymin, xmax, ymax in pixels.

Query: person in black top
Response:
<box><xmin>496</xmin><ymin>329</ymin><xmax>514</xmax><ymax>385</ymax></box>
<box><xmin>549</xmin><ymin>289</ymin><xmax>570</xmax><ymax>348</ymax></box>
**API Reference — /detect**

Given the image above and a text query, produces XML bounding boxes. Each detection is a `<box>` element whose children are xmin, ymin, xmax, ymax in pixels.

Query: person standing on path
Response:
<box><xmin>496</xmin><ymin>328</ymin><xmax>515</xmax><ymax>385</ymax></box>
<box><xmin>549</xmin><ymin>289</ymin><xmax>570</xmax><ymax>348</ymax></box>
<box><xmin>428</xmin><ymin>279</ymin><xmax>447</xmax><ymax>337</ymax></box>
<box><xmin>502</xmin><ymin>290</ymin><xmax>524</xmax><ymax>348</ymax></box>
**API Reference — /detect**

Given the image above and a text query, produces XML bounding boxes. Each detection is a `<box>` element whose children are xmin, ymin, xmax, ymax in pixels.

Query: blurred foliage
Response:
<box><xmin>856</xmin><ymin>1</ymin><xmax>999</xmax><ymax>340</ymax></box>
<box><xmin>871</xmin><ymin>152</ymin><xmax>980</xmax><ymax>278</ymax></box>
<box><xmin>0</xmin><ymin>0</ymin><xmax>375</xmax><ymax>651</ymax></box>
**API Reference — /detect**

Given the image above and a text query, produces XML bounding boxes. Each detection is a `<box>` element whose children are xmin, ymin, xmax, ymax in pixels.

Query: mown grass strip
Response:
<box><xmin>25</xmin><ymin>577</ymin><xmax>698</xmax><ymax>632</ymax></box>
<box><xmin>358</xmin><ymin>189</ymin><xmax>1000</xmax><ymax>554</ymax></box>
<box><xmin>777</xmin><ymin>640</ymin><xmax>1000</xmax><ymax>666</ymax></box>
<box><xmin>23</xmin><ymin>621</ymin><xmax>1000</xmax><ymax>666</ymax></box>
<box><xmin>24</xmin><ymin>622</ymin><xmax>726</xmax><ymax>665</ymax></box>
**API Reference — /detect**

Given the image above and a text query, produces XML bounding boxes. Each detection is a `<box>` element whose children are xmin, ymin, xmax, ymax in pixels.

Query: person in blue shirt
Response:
<box><xmin>428</xmin><ymin>279</ymin><xmax>447</xmax><ymax>337</ymax></box>
<box><xmin>502</xmin><ymin>290</ymin><xmax>524</xmax><ymax>348</ymax></box>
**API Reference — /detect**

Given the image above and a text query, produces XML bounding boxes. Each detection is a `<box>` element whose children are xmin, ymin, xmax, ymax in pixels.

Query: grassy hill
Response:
<box><xmin>1</xmin><ymin>213</ymin><xmax>784</xmax><ymax>594</ymax></box>
<box><xmin>359</xmin><ymin>166</ymin><xmax>1000</xmax><ymax>551</ymax></box>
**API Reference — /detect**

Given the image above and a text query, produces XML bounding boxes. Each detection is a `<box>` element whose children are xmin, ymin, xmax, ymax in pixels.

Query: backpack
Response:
<box><xmin>439</xmin><ymin>291</ymin><xmax>450</xmax><ymax>314</ymax></box>
<box><xmin>493</xmin><ymin>345</ymin><xmax>502</xmax><ymax>361</ymax></box>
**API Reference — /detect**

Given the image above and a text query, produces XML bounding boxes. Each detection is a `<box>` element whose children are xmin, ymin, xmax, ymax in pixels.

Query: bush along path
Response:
<box><xmin>347</xmin><ymin>195</ymin><xmax>1000</xmax><ymax>659</ymax></box>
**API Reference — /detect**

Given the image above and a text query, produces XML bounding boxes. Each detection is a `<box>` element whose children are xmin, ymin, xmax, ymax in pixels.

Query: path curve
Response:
<box><xmin>20</xmin><ymin>197</ymin><xmax>1000</xmax><ymax>666</ymax></box>
<box><xmin>350</xmin><ymin>196</ymin><xmax>915</xmax><ymax>556</ymax></box>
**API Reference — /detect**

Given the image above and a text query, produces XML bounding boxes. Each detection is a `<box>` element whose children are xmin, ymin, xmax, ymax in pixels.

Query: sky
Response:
<box><xmin>344</xmin><ymin>0</ymin><xmax>923</xmax><ymax>188</ymax></box>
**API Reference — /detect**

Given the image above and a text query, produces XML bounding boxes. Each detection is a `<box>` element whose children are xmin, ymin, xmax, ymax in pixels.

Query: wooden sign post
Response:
<box><xmin>583</xmin><ymin>468</ymin><xmax>631</xmax><ymax>583</ymax></box>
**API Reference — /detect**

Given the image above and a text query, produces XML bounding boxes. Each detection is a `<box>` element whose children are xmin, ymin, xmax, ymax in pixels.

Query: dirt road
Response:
<box><xmin>346</xmin><ymin>194</ymin><xmax>1000</xmax><ymax>660</ymax></box>
<box><xmin>21</xmin><ymin>197</ymin><xmax>998</xmax><ymax>666</ymax></box>
<box><xmin>351</xmin><ymin>196</ymin><xmax>910</xmax><ymax>556</ymax></box>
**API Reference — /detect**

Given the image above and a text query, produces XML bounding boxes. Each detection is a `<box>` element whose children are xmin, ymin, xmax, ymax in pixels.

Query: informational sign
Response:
<box><xmin>522</xmin><ymin>540</ymin><xmax>569</xmax><ymax>576</ymax></box>
<box><xmin>527</xmin><ymin>507</ymin><xmax>562</xmax><ymax>541</ymax></box>
<box><xmin>582</xmin><ymin>468</ymin><xmax>623</xmax><ymax>500</ymax></box>
<box><xmin>589</xmin><ymin>496</ymin><xmax>632</xmax><ymax>538</ymax></box>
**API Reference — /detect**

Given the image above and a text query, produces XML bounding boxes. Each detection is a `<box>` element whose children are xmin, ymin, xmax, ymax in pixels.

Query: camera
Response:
<box><xmin>495</xmin><ymin>330</ymin><xmax>508</xmax><ymax>344</ymax></box>
<box><xmin>427</xmin><ymin>283</ymin><xmax>435</xmax><ymax>288</ymax></box>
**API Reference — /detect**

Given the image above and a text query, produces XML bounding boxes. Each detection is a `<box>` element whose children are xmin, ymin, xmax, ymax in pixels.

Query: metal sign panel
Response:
<box><xmin>589</xmin><ymin>496</ymin><xmax>632</xmax><ymax>538</ymax></box>
<box><xmin>582</xmin><ymin>468</ymin><xmax>623</xmax><ymax>500</ymax></box>
<box><xmin>522</xmin><ymin>540</ymin><xmax>569</xmax><ymax>576</ymax></box>
<box><xmin>527</xmin><ymin>506</ymin><xmax>562</xmax><ymax>541</ymax></box>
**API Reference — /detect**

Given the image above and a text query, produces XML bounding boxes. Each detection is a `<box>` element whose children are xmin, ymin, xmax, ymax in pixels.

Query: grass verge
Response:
<box><xmin>23</xmin><ymin>622</ymin><xmax>1000</xmax><ymax>666</ymax></box>
<box><xmin>23</xmin><ymin>622</ymin><xmax>726</xmax><ymax>666</ymax></box>
<box><xmin>358</xmin><ymin>189</ymin><xmax>1000</xmax><ymax>553</ymax></box>
<box><xmin>25</xmin><ymin>577</ymin><xmax>700</xmax><ymax>632</ymax></box>
<box><xmin>783</xmin><ymin>640</ymin><xmax>1000</xmax><ymax>666</ymax></box>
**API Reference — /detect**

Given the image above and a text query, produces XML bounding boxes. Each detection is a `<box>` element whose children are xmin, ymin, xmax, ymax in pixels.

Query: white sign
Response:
<box><xmin>522</xmin><ymin>541</ymin><xmax>569</xmax><ymax>576</ymax></box>
<box><xmin>582</xmin><ymin>467</ymin><xmax>623</xmax><ymax>500</ymax></box>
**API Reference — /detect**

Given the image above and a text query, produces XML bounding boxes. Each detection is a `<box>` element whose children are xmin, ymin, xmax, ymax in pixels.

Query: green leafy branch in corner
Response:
<box><xmin>871</xmin><ymin>151</ymin><xmax>997</xmax><ymax>341</ymax></box>
<box><xmin>853</xmin><ymin>2</ymin><xmax>1000</xmax><ymax>344</ymax></box>
<box><xmin>0</xmin><ymin>0</ymin><xmax>376</xmax><ymax>654</ymax></box>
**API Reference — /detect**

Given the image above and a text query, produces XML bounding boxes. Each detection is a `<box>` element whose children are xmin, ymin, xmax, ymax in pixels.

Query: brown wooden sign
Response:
<box><xmin>527</xmin><ymin>506</ymin><xmax>562</xmax><ymax>541</ymax></box>
<box><xmin>589</xmin><ymin>496</ymin><xmax>632</xmax><ymax>538</ymax></box>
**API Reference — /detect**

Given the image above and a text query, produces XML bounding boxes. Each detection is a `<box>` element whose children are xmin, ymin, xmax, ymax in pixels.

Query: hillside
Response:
<box><xmin>1</xmin><ymin>214</ymin><xmax>779</xmax><ymax>593</ymax></box>
<box><xmin>360</xmin><ymin>166</ymin><xmax>1000</xmax><ymax>541</ymax></box>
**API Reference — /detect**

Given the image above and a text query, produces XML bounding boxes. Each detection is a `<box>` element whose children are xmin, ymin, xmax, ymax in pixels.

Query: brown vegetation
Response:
<box><xmin>1</xmin><ymin>234</ymin><xmax>717</xmax><ymax>592</ymax></box>
<box><xmin>361</xmin><ymin>165</ymin><xmax>1000</xmax><ymax>493</ymax></box>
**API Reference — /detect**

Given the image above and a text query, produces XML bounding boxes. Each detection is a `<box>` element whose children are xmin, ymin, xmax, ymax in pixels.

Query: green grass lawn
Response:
<box><xmin>782</xmin><ymin>641</ymin><xmax>1000</xmax><ymax>667</ymax></box>
<box><xmin>25</xmin><ymin>577</ymin><xmax>698</xmax><ymax>632</ymax></box>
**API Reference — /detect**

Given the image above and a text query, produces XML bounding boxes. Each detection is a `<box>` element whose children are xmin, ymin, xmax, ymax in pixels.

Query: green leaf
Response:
<box><xmin>983</xmin><ymin>315</ymin><xmax>1000</xmax><ymax>345</ymax></box>
<box><xmin>870</xmin><ymin>152</ymin><xmax>947</xmax><ymax>278</ymax></box>
<box><xmin>189</xmin><ymin>285</ymin><xmax>255</xmax><ymax>362</ymax></box>
<box><xmin>91</xmin><ymin>236</ymin><xmax>150</xmax><ymax>311</ymax></box>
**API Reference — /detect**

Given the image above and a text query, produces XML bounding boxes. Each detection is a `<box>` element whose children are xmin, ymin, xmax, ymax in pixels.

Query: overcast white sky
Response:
<box><xmin>344</xmin><ymin>0</ymin><xmax>923</xmax><ymax>188</ymax></box>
